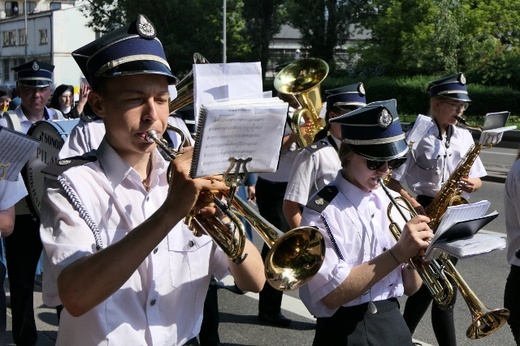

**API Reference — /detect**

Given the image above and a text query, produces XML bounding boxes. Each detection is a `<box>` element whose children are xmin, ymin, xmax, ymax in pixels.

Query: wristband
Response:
<box><xmin>386</xmin><ymin>249</ymin><xmax>401</xmax><ymax>265</ymax></box>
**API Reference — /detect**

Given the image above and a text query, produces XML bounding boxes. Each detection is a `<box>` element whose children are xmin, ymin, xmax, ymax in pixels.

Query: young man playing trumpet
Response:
<box><xmin>39</xmin><ymin>14</ymin><xmax>264</xmax><ymax>345</ymax></box>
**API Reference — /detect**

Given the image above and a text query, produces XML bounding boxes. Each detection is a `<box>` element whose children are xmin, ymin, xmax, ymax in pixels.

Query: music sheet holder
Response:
<box><xmin>482</xmin><ymin>111</ymin><xmax>510</xmax><ymax>131</ymax></box>
<box><xmin>434</xmin><ymin>211</ymin><xmax>499</xmax><ymax>242</ymax></box>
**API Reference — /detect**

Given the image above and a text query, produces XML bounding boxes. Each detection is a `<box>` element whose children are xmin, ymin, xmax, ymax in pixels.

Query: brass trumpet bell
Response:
<box><xmin>230</xmin><ymin>194</ymin><xmax>325</xmax><ymax>291</ymax></box>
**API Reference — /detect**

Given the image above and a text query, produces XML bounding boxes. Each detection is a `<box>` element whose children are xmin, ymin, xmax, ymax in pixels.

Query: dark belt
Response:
<box><xmin>184</xmin><ymin>337</ymin><xmax>200</xmax><ymax>346</ymax></box>
<box><xmin>416</xmin><ymin>194</ymin><xmax>434</xmax><ymax>208</ymax></box>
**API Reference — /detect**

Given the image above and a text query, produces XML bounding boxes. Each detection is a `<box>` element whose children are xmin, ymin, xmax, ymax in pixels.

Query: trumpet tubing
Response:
<box><xmin>147</xmin><ymin>128</ymin><xmax>326</xmax><ymax>290</ymax></box>
<box><xmin>380</xmin><ymin>178</ymin><xmax>509</xmax><ymax>339</ymax></box>
<box><xmin>230</xmin><ymin>194</ymin><xmax>325</xmax><ymax>291</ymax></box>
<box><xmin>146</xmin><ymin>126</ymin><xmax>248</xmax><ymax>265</ymax></box>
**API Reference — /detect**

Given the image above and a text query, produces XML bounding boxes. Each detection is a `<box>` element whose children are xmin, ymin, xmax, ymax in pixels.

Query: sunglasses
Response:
<box><xmin>442</xmin><ymin>100</ymin><xmax>469</xmax><ymax>111</ymax></box>
<box><xmin>366</xmin><ymin>157</ymin><xmax>407</xmax><ymax>170</ymax></box>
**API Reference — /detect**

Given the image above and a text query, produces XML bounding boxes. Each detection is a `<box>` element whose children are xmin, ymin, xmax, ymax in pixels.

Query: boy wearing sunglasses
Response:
<box><xmin>299</xmin><ymin>99</ymin><xmax>433</xmax><ymax>345</ymax></box>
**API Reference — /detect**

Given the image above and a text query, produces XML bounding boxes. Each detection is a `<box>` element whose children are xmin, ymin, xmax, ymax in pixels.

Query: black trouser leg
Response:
<box><xmin>255</xmin><ymin>178</ymin><xmax>288</xmax><ymax>315</ymax></box>
<box><xmin>199</xmin><ymin>278</ymin><xmax>220</xmax><ymax>346</ymax></box>
<box><xmin>4</xmin><ymin>215</ymin><xmax>42</xmax><ymax>346</ymax></box>
<box><xmin>505</xmin><ymin>265</ymin><xmax>520</xmax><ymax>345</ymax></box>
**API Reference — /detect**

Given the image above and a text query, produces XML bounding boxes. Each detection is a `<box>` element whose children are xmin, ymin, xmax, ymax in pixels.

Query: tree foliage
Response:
<box><xmin>352</xmin><ymin>0</ymin><xmax>520</xmax><ymax>86</ymax></box>
<box><xmin>284</xmin><ymin>0</ymin><xmax>368</xmax><ymax>72</ymax></box>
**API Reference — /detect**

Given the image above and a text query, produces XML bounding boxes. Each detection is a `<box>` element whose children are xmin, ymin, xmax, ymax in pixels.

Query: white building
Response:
<box><xmin>0</xmin><ymin>0</ymin><xmax>96</xmax><ymax>90</ymax></box>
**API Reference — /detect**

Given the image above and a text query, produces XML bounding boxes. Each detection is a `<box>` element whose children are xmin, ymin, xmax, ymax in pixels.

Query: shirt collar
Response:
<box><xmin>97</xmin><ymin>138</ymin><xmax>169</xmax><ymax>190</ymax></box>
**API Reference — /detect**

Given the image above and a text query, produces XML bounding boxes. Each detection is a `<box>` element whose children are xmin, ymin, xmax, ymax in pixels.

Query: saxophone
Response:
<box><xmin>425</xmin><ymin>117</ymin><xmax>498</xmax><ymax>231</ymax></box>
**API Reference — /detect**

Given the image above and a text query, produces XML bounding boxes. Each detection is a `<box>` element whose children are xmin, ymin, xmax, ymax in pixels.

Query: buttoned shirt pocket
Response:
<box><xmin>167</xmin><ymin>231</ymin><xmax>213</xmax><ymax>288</ymax></box>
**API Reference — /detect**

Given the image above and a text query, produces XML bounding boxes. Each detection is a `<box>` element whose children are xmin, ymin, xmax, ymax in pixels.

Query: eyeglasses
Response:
<box><xmin>442</xmin><ymin>100</ymin><xmax>469</xmax><ymax>111</ymax></box>
<box><xmin>366</xmin><ymin>157</ymin><xmax>407</xmax><ymax>170</ymax></box>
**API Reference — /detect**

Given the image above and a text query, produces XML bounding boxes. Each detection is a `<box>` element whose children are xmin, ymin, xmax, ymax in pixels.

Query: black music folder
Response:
<box><xmin>0</xmin><ymin>125</ymin><xmax>40</xmax><ymax>181</ymax></box>
<box><xmin>424</xmin><ymin>201</ymin><xmax>504</xmax><ymax>260</ymax></box>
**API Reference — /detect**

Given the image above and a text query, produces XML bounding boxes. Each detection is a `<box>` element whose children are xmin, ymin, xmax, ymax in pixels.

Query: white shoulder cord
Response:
<box><xmin>58</xmin><ymin>175</ymin><xmax>104</xmax><ymax>251</ymax></box>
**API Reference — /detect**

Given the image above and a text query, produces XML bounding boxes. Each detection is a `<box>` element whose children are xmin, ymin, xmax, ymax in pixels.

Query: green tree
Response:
<box><xmin>352</xmin><ymin>0</ymin><xmax>520</xmax><ymax>85</ymax></box>
<box><xmin>81</xmin><ymin>0</ymin><xmax>254</xmax><ymax>78</ymax></box>
<box><xmin>284</xmin><ymin>0</ymin><xmax>368</xmax><ymax>73</ymax></box>
<box><xmin>241</xmin><ymin>0</ymin><xmax>287</xmax><ymax>79</ymax></box>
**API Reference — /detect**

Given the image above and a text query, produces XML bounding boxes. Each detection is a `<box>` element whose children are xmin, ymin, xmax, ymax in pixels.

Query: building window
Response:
<box><xmin>50</xmin><ymin>2</ymin><xmax>62</xmax><ymax>10</ymax></box>
<box><xmin>5</xmin><ymin>2</ymin><xmax>19</xmax><ymax>16</ymax></box>
<box><xmin>39</xmin><ymin>29</ymin><xmax>48</xmax><ymax>45</ymax></box>
<box><xmin>3</xmin><ymin>60</ymin><xmax>9</xmax><ymax>83</ymax></box>
<box><xmin>19</xmin><ymin>28</ymin><xmax>25</xmax><ymax>46</ymax></box>
<box><xmin>26</xmin><ymin>1</ymin><xmax>36</xmax><ymax>13</ymax></box>
<box><xmin>2</xmin><ymin>30</ymin><xmax>17</xmax><ymax>47</ymax></box>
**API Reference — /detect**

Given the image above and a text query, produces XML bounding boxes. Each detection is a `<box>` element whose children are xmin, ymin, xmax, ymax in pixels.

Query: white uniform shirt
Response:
<box><xmin>299</xmin><ymin>172</ymin><xmax>405</xmax><ymax>318</ymax></box>
<box><xmin>59</xmin><ymin>116</ymin><xmax>193</xmax><ymax>159</ymax></box>
<box><xmin>392</xmin><ymin>123</ymin><xmax>486</xmax><ymax>198</ymax></box>
<box><xmin>284</xmin><ymin>136</ymin><xmax>341</xmax><ymax>206</ymax></box>
<box><xmin>0</xmin><ymin>173</ymin><xmax>27</xmax><ymax>210</ymax></box>
<box><xmin>40</xmin><ymin>139</ymin><xmax>229</xmax><ymax>345</ymax></box>
<box><xmin>505</xmin><ymin>158</ymin><xmax>520</xmax><ymax>267</ymax></box>
<box><xmin>0</xmin><ymin>106</ymin><xmax>65</xmax><ymax>133</ymax></box>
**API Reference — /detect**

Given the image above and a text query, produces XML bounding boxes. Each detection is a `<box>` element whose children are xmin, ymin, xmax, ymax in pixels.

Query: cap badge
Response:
<box><xmin>358</xmin><ymin>83</ymin><xmax>365</xmax><ymax>96</ymax></box>
<box><xmin>32</xmin><ymin>61</ymin><xmax>40</xmax><ymax>71</ymax></box>
<box><xmin>459</xmin><ymin>73</ymin><xmax>466</xmax><ymax>85</ymax></box>
<box><xmin>58</xmin><ymin>159</ymin><xmax>72</xmax><ymax>166</ymax></box>
<box><xmin>136</xmin><ymin>14</ymin><xmax>156</xmax><ymax>39</ymax></box>
<box><xmin>378</xmin><ymin>108</ymin><xmax>392</xmax><ymax>128</ymax></box>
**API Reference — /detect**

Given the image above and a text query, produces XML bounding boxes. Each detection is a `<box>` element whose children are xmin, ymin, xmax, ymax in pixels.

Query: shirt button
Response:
<box><xmin>150</xmin><ymin>299</ymin><xmax>156</xmax><ymax>306</ymax></box>
<box><xmin>153</xmin><ymin>248</ymin><xmax>158</xmax><ymax>254</ymax></box>
<box><xmin>383</xmin><ymin>247</ymin><xmax>387</xmax><ymax>251</ymax></box>
<box><xmin>188</xmin><ymin>240</ymin><xmax>195</xmax><ymax>247</ymax></box>
<box><xmin>146</xmin><ymin>196</ymin><xmax>150</xmax><ymax>201</ymax></box>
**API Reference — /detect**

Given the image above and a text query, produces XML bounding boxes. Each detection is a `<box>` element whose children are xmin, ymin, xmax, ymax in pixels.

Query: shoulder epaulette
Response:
<box><xmin>41</xmin><ymin>153</ymin><xmax>97</xmax><ymax>178</ymax></box>
<box><xmin>305</xmin><ymin>185</ymin><xmax>339</xmax><ymax>213</ymax></box>
<box><xmin>304</xmin><ymin>140</ymin><xmax>329</xmax><ymax>154</ymax></box>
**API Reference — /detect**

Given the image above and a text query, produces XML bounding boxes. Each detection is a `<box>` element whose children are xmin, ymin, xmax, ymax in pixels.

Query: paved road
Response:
<box><xmin>6</xmin><ymin>145</ymin><xmax>518</xmax><ymax>346</ymax></box>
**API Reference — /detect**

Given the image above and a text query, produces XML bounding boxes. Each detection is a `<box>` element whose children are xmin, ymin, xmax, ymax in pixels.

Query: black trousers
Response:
<box><xmin>314</xmin><ymin>299</ymin><xmax>413</xmax><ymax>346</ymax></box>
<box><xmin>505</xmin><ymin>265</ymin><xmax>520</xmax><ymax>345</ymax></box>
<box><xmin>199</xmin><ymin>277</ymin><xmax>220</xmax><ymax>346</ymax></box>
<box><xmin>0</xmin><ymin>242</ymin><xmax>7</xmax><ymax>346</ymax></box>
<box><xmin>256</xmin><ymin>177</ymin><xmax>289</xmax><ymax>315</ymax></box>
<box><xmin>4</xmin><ymin>214</ymin><xmax>42</xmax><ymax>346</ymax></box>
<box><xmin>403</xmin><ymin>194</ymin><xmax>458</xmax><ymax>346</ymax></box>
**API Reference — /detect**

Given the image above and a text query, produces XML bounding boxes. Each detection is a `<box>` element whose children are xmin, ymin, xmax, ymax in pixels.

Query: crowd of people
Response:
<box><xmin>0</xmin><ymin>12</ymin><xmax>518</xmax><ymax>346</ymax></box>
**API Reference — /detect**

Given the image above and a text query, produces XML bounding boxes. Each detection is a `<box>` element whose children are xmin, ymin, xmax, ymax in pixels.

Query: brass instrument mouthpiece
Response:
<box><xmin>145</xmin><ymin>130</ymin><xmax>159</xmax><ymax>143</ymax></box>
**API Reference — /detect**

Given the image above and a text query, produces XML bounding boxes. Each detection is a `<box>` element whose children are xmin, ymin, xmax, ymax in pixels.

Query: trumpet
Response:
<box><xmin>146</xmin><ymin>127</ymin><xmax>326</xmax><ymax>291</ymax></box>
<box><xmin>379</xmin><ymin>178</ymin><xmax>509</xmax><ymax>339</ymax></box>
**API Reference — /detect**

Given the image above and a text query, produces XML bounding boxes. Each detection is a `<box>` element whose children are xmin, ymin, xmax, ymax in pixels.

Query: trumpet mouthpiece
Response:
<box><xmin>146</xmin><ymin>130</ymin><xmax>159</xmax><ymax>143</ymax></box>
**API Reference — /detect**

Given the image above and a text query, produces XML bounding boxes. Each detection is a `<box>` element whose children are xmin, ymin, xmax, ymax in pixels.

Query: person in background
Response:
<box><xmin>387</xmin><ymin>73</ymin><xmax>486</xmax><ymax>345</ymax></box>
<box><xmin>504</xmin><ymin>150</ymin><xmax>520</xmax><ymax>345</ymax></box>
<box><xmin>0</xmin><ymin>60</ymin><xmax>64</xmax><ymax>346</ymax></box>
<box><xmin>0</xmin><ymin>174</ymin><xmax>28</xmax><ymax>345</ymax></box>
<box><xmin>283</xmin><ymin>82</ymin><xmax>366</xmax><ymax>229</ymax></box>
<box><xmin>50</xmin><ymin>83</ymin><xmax>90</xmax><ymax>119</ymax></box>
<box><xmin>0</xmin><ymin>90</ymin><xmax>11</xmax><ymax>112</ymax></box>
<box><xmin>299</xmin><ymin>99</ymin><xmax>432</xmax><ymax>345</ymax></box>
<box><xmin>39</xmin><ymin>14</ymin><xmax>264</xmax><ymax>345</ymax></box>
<box><xmin>255</xmin><ymin>90</ymin><xmax>301</xmax><ymax>327</ymax></box>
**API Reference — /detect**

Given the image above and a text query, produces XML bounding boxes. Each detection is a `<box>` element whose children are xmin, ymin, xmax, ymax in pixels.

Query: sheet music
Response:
<box><xmin>434</xmin><ymin>200</ymin><xmax>490</xmax><ymax>238</ymax></box>
<box><xmin>425</xmin><ymin>232</ymin><xmax>506</xmax><ymax>260</ymax></box>
<box><xmin>0</xmin><ymin>126</ymin><xmax>40</xmax><ymax>181</ymax></box>
<box><xmin>190</xmin><ymin>98</ymin><xmax>287</xmax><ymax>178</ymax></box>
<box><xmin>406</xmin><ymin>114</ymin><xmax>433</xmax><ymax>146</ymax></box>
